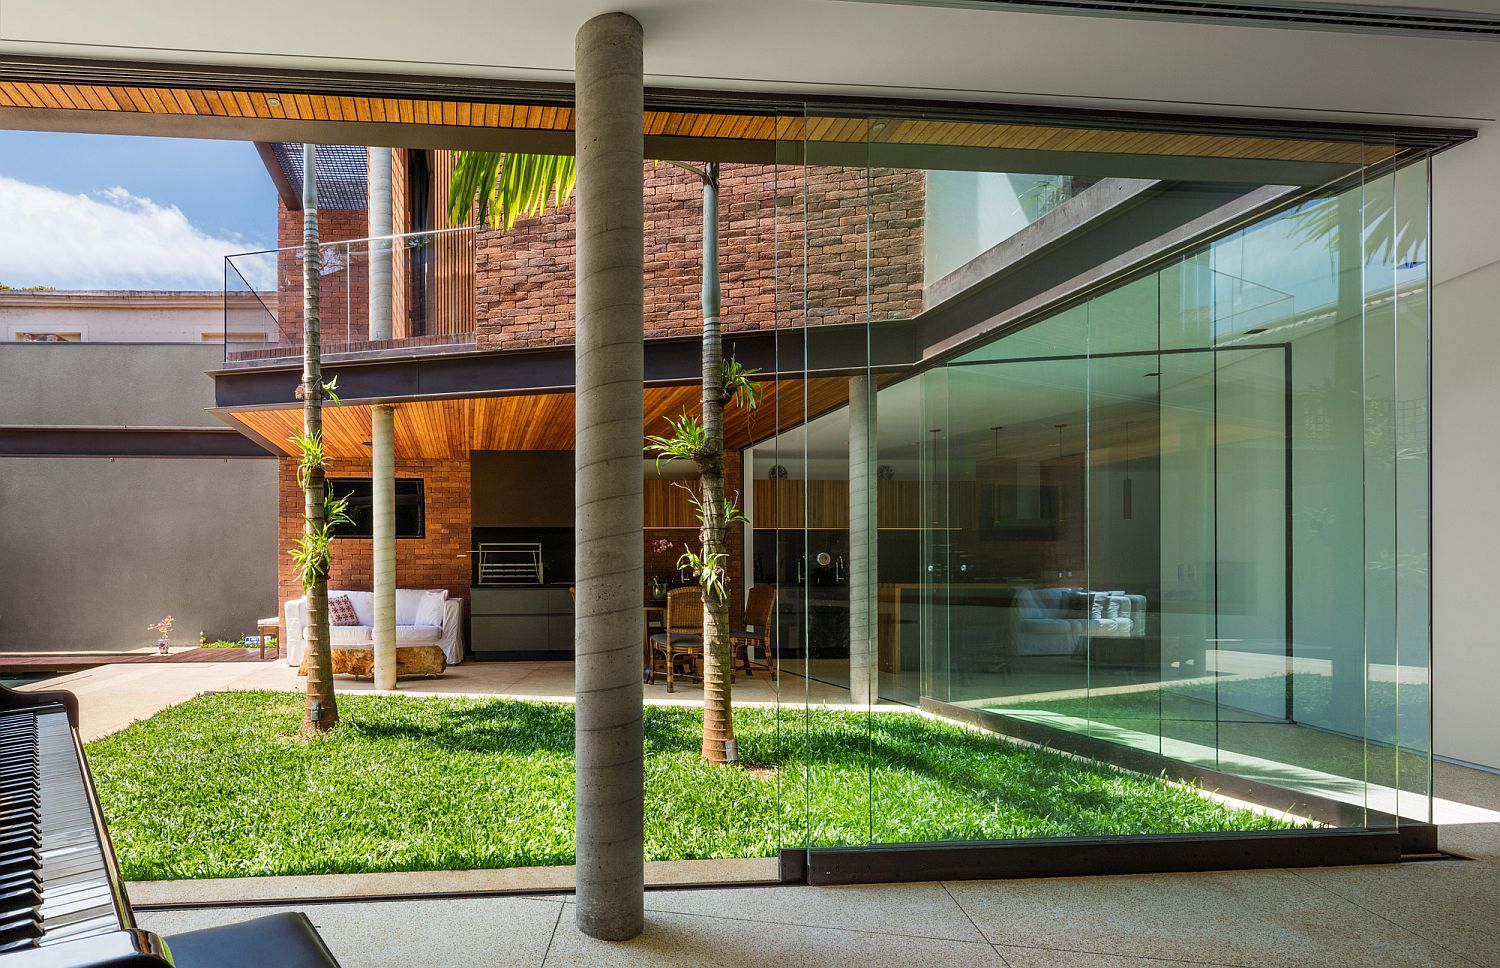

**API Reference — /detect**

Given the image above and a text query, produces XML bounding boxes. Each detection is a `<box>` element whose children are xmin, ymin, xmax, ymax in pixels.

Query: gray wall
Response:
<box><xmin>0</xmin><ymin>342</ymin><xmax>276</xmax><ymax>651</ymax></box>
<box><xmin>1433</xmin><ymin>126</ymin><xmax>1500</xmax><ymax>771</ymax></box>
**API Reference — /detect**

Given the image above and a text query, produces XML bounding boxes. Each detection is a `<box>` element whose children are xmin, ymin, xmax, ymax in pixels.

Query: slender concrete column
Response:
<box><xmin>369</xmin><ymin>146</ymin><xmax>397</xmax><ymax>691</ymax></box>
<box><xmin>573</xmin><ymin>11</ymin><xmax>645</xmax><ymax>943</ymax></box>
<box><xmin>848</xmin><ymin>375</ymin><xmax>879</xmax><ymax>706</ymax></box>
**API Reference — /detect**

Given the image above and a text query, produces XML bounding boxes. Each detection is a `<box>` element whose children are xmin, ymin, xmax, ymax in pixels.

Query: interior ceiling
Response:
<box><xmin>0</xmin><ymin>79</ymin><xmax>1407</xmax><ymax>169</ymax></box>
<box><xmin>0</xmin><ymin>0</ymin><xmax>1494</xmax><ymax>127</ymax></box>
<box><xmin>226</xmin><ymin>377</ymin><xmax>853</xmax><ymax>460</ymax></box>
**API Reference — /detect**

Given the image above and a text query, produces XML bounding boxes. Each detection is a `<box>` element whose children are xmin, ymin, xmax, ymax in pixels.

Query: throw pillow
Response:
<box><xmin>414</xmin><ymin>590</ymin><xmax>446</xmax><ymax>627</ymax></box>
<box><xmin>328</xmin><ymin>594</ymin><xmax>360</xmax><ymax>627</ymax></box>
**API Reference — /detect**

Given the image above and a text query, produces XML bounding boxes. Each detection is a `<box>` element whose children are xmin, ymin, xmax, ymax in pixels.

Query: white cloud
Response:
<box><xmin>0</xmin><ymin>176</ymin><xmax>272</xmax><ymax>290</ymax></box>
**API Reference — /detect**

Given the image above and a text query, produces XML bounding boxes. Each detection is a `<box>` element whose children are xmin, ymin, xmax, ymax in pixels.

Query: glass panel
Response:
<box><xmin>779</xmin><ymin>109</ymin><xmax>1433</xmax><ymax>851</ymax></box>
<box><xmin>1393</xmin><ymin>155</ymin><xmax>1433</xmax><ymax>822</ymax></box>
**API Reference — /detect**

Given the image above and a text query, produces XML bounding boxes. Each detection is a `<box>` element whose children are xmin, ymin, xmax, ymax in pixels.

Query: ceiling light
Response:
<box><xmin>267</xmin><ymin>97</ymin><xmax>281</xmax><ymax>107</ymax></box>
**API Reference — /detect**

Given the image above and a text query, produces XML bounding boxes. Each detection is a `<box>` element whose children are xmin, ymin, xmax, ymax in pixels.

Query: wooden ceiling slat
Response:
<box><xmin>0</xmin><ymin>82</ymin><xmax>37</xmax><ymax>109</ymax></box>
<box><xmin>0</xmin><ymin>79</ymin><xmax>1410</xmax><ymax>166</ymax></box>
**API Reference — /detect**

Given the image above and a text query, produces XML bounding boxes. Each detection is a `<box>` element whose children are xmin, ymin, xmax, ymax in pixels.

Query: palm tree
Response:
<box><xmin>450</xmin><ymin>152</ymin><xmax>756</xmax><ymax>765</ymax></box>
<box><xmin>290</xmin><ymin>143</ymin><xmax>344</xmax><ymax>734</ymax></box>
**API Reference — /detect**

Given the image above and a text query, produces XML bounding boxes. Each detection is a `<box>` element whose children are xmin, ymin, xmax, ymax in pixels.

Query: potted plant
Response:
<box><xmin>649</xmin><ymin>540</ymin><xmax>674</xmax><ymax>601</ymax></box>
<box><xmin>148</xmin><ymin>615</ymin><xmax>175</xmax><ymax>655</ymax></box>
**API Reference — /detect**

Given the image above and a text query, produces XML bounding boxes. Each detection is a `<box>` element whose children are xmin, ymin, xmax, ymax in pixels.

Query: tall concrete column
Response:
<box><xmin>369</xmin><ymin>146</ymin><xmax>397</xmax><ymax>691</ymax></box>
<box><xmin>573</xmin><ymin>11</ymin><xmax>645</xmax><ymax>943</ymax></box>
<box><xmin>848</xmin><ymin>375</ymin><xmax>879</xmax><ymax>705</ymax></box>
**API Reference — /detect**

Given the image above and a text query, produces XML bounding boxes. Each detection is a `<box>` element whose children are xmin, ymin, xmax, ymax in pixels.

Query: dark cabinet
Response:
<box><xmin>471</xmin><ymin>587</ymin><xmax>574</xmax><ymax>660</ymax></box>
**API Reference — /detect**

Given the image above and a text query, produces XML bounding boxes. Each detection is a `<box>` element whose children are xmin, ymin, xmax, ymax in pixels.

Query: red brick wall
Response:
<box><xmin>277</xmin><ymin>457</ymin><xmax>472</xmax><ymax>611</ymax></box>
<box><xmin>473</xmin><ymin>163</ymin><xmax>925</xmax><ymax>350</ymax></box>
<box><xmin>274</xmin><ymin>202</ymin><xmax>372</xmax><ymax>348</ymax></box>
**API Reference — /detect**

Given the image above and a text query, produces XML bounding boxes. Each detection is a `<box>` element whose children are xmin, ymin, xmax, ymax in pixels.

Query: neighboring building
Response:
<box><xmin>1</xmin><ymin>289</ymin><xmax>274</xmax><ymax>343</ymax></box>
<box><xmin>0</xmin><ymin>304</ymin><xmax>277</xmax><ymax>651</ymax></box>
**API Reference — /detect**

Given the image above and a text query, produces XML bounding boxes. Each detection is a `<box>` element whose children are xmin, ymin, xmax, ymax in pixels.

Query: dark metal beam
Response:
<box><xmin>800</xmin><ymin>828</ymin><xmax>1410</xmax><ymax>886</ymax></box>
<box><xmin>254</xmin><ymin>141</ymin><xmax>301</xmax><ymax>210</ymax></box>
<box><xmin>211</xmin><ymin>324</ymin><xmax>919</xmax><ymax>410</ymax></box>
<box><xmin>0</xmin><ymin>427</ymin><xmax>275</xmax><ymax>459</ymax></box>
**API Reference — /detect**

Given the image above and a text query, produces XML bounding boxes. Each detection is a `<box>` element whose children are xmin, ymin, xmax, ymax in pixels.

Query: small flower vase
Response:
<box><xmin>649</xmin><ymin>577</ymin><xmax>669</xmax><ymax>602</ymax></box>
<box><xmin>157</xmin><ymin>638</ymin><xmax>169</xmax><ymax>655</ymax></box>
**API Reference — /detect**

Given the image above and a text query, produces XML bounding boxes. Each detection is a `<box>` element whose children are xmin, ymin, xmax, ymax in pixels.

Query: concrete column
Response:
<box><xmin>848</xmin><ymin>375</ymin><xmax>879</xmax><ymax>706</ymax></box>
<box><xmin>371</xmin><ymin>403</ymin><xmax>396</xmax><ymax>690</ymax></box>
<box><xmin>368</xmin><ymin>147</ymin><xmax>394</xmax><ymax>341</ymax></box>
<box><xmin>369</xmin><ymin>146</ymin><xmax>397</xmax><ymax>690</ymax></box>
<box><xmin>572</xmin><ymin>11</ymin><xmax>645</xmax><ymax>943</ymax></box>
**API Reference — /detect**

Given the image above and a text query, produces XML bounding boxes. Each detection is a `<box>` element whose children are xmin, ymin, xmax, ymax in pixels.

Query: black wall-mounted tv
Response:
<box><xmin>327</xmin><ymin>478</ymin><xmax>426</xmax><ymax>539</ymax></box>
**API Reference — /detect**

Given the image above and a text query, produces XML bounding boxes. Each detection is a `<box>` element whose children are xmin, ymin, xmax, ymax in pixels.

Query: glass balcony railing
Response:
<box><xmin>222</xmin><ymin>225</ymin><xmax>479</xmax><ymax>362</ymax></box>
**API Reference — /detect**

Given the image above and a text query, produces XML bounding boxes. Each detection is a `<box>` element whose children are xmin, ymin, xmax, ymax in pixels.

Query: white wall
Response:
<box><xmin>1433</xmin><ymin>124</ymin><xmax>1500</xmax><ymax>771</ymax></box>
<box><xmin>0</xmin><ymin>292</ymin><xmax>271</xmax><ymax>342</ymax></box>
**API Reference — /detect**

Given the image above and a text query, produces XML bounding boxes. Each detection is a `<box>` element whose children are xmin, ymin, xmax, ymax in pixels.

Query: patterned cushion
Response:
<box><xmin>328</xmin><ymin>594</ymin><xmax>360</xmax><ymax>627</ymax></box>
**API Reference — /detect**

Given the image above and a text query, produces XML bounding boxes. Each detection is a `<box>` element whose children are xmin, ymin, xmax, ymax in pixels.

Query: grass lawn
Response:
<box><xmin>86</xmin><ymin>691</ymin><xmax>1294</xmax><ymax>881</ymax></box>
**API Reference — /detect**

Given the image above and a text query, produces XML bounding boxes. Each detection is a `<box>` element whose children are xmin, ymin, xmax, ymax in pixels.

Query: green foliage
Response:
<box><xmin>289</xmin><ymin>491</ymin><xmax>353</xmax><ymax>592</ymax></box>
<box><xmin>449</xmin><ymin>152</ymin><xmax>577</xmax><ymax>231</ymax></box>
<box><xmin>673</xmin><ymin>486</ymin><xmax>747</xmax><ymax>601</ymax></box>
<box><xmin>199</xmin><ymin>638</ymin><xmax>276</xmax><ymax>649</ymax></box>
<box><xmin>321</xmin><ymin>376</ymin><xmax>341</xmax><ymax>407</ymax></box>
<box><xmin>644</xmin><ymin>413</ymin><xmax>710</xmax><ymax>469</ymax></box>
<box><xmin>289</xmin><ymin>432</ymin><xmax>326</xmax><ymax>490</ymax></box>
<box><xmin>721</xmin><ymin>352</ymin><xmax>761</xmax><ymax>410</ymax></box>
<box><xmin>84</xmin><ymin>692</ymin><xmax>1294</xmax><ymax>881</ymax></box>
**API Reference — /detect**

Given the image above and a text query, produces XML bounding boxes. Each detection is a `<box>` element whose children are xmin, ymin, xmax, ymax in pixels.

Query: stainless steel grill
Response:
<box><xmin>475</xmin><ymin>542</ymin><xmax>545</xmax><ymax>585</ymax></box>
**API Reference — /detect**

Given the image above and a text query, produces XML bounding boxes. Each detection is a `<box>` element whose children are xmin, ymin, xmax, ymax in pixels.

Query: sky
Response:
<box><xmin>0</xmin><ymin>131</ymin><xmax>278</xmax><ymax>291</ymax></box>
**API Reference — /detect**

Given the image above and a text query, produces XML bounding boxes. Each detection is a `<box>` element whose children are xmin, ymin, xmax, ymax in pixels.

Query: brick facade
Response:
<box><xmin>473</xmin><ymin>162</ymin><xmax>925</xmax><ymax>350</ymax></box>
<box><xmin>272</xmin><ymin>201</ymin><xmax>371</xmax><ymax>348</ymax></box>
<box><xmin>277</xmin><ymin>457</ymin><xmax>471</xmax><ymax>611</ymax></box>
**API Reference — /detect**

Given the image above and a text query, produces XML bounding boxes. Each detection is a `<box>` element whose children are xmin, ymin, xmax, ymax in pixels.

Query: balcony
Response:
<box><xmin>223</xmin><ymin>225</ymin><xmax>478</xmax><ymax>364</ymax></box>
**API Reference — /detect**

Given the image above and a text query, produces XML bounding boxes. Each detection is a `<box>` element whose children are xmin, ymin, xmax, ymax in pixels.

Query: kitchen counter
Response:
<box><xmin>471</xmin><ymin>586</ymin><xmax>575</xmax><ymax>660</ymax></box>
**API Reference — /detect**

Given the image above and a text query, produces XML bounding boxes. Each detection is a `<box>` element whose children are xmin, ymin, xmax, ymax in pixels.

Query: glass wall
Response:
<box><xmin>755</xmin><ymin>112</ymin><xmax>1433</xmax><ymax>852</ymax></box>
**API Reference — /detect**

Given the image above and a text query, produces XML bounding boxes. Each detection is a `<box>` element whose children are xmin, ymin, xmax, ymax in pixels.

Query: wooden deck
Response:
<box><xmin>0</xmin><ymin>648</ymin><xmax>278</xmax><ymax>671</ymax></box>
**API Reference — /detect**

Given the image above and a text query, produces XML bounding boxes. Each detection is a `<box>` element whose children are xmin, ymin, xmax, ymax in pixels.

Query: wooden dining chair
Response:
<box><xmin>731</xmin><ymin>585</ymin><xmax>778</xmax><ymax>680</ymax></box>
<box><xmin>649</xmin><ymin>586</ymin><xmax>704</xmax><ymax>693</ymax></box>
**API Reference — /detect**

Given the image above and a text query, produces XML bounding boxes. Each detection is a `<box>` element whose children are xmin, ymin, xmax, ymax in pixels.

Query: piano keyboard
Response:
<box><xmin>0</xmin><ymin>707</ymin><xmax>121</xmax><ymax>954</ymax></box>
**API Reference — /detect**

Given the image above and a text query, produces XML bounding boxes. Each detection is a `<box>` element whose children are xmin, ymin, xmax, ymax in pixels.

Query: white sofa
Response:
<box><xmin>284</xmin><ymin>589</ymin><xmax>464</xmax><ymax>666</ymax></box>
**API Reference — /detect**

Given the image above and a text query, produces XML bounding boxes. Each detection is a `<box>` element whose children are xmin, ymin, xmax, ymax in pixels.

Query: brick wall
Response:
<box><xmin>273</xmin><ymin>202</ymin><xmax>371</xmax><ymax>349</ymax></box>
<box><xmin>473</xmin><ymin>163</ymin><xmax>925</xmax><ymax>350</ymax></box>
<box><xmin>276</xmin><ymin>456</ymin><xmax>471</xmax><ymax>611</ymax></box>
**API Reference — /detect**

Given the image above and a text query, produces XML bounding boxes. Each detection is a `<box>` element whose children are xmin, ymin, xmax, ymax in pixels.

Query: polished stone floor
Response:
<box><xmin>136</xmin><ymin>760</ymin><xmax>1500</xmax><ymax>968</ymax></box>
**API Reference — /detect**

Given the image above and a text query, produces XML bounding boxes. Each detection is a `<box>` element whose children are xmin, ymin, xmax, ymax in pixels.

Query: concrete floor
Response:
<box><xmin>136</xmin><ymin>760</ymin><xmax>1500</xmax><ymax>968</ymax></box>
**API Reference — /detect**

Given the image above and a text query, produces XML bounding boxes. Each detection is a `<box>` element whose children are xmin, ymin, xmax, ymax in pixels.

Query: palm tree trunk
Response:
<box><xmin>302</xmin><ymin>142</ymin><xmax>339</xmax><ymax>733</ymax></box>
<box><xmin>696</xmin><ymin>162</ymin><xmax>734</xmax><ymax>765</ymax></box>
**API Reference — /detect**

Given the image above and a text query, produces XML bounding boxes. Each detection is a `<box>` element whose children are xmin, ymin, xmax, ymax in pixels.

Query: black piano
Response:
<box><xmin>0</xmin><ymin>682</ymin><xmax>342</xmax><ymax>967</ymax></box>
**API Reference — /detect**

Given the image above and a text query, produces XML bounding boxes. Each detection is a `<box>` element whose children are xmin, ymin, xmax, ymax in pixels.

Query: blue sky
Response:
<box><xmin>0</xmin><ymin>132</ymin><xmax>279</xmax><ymax>290</ymax></box>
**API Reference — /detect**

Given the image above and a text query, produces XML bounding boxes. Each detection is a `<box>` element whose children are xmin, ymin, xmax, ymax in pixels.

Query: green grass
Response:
<box><xmin>198</xmin><ymin>638</ymin><xmax>275</xmax><ymax>649</ymax></box>
<box><xmin>86</xmin><ymin>691</ymin><xmax>1294</xmax><ymax>881</ymax></box>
